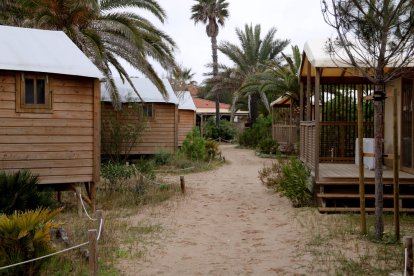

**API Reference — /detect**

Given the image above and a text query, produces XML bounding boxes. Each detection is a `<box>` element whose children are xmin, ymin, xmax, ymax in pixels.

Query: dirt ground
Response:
<box><xmin>119</xmin><ymin>145</ymin><xmax>312</xmax><ymax>275</ymax></box>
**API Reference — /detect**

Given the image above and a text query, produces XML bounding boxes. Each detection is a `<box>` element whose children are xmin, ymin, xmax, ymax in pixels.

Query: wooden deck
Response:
<box><xmin>315</xmin><ymin>163</ymin><xmax>414</xmax><ymax>213</ymax></box>
<box><xmin>319</xmin><ymin>163</ymin><xmax>414</xmax><ymax>180</ymax></box>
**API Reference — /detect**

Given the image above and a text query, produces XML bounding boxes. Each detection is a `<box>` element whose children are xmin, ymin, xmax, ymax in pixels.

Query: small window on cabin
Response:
<box><xmin>143</xmin><ymin>104</ymin><xmax>154</xmax><ymax>118</ymax></box>
<box><xmin>17</xmin><ymin>73</ymin><xmax>52</xmax><ymax>112</ymax></box>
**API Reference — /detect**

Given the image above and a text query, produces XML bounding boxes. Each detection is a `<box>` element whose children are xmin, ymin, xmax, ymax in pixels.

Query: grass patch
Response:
<box><xmin>299</xmin><ymin>210</ymin><xmax>414</xmax><ymax>275</ymax></box>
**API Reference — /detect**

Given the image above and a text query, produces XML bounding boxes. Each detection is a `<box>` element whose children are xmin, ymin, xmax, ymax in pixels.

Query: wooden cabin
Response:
<box><xmin>270</xmin><ymin>96</ymin><xmax>298</xmax><ymax>151</ymax></box>
<box><xmin>101</xmin><ymin>78</ymin><xmax>179</xmax><ymax>155</ymax></box>
<box><xmin>177</xmin><ymin>91</ymin><xmax>196</xmax><ymax>146</ymax></box>
<box><xmin>299</xmin><ymin>39</ymin><xmax>414</xmax><ymax>212</ymax></box>
<box><xmin>0</xmin><ymin>26</ymin><xmax>102</xmax><ymax>206</ymax></box>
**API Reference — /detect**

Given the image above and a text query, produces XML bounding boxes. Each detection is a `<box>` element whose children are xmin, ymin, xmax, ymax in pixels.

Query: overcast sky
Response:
<box><xmin>131</xmin><ymin>0</ymin><xmax>335</xmax><ymax>83</ymax></box>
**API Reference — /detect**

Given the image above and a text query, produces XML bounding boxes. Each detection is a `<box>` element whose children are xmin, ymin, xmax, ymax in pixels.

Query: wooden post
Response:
<box><xmin>393</xmin><ymin>88</ymin><xmax>400</xmax><ymax>240</ymax></box>
<box><xmin>306</xmin><ymin>60</ymin><xmax>311</xmax><ymax>121</ymax></box>
<box><xmin>404</xmin><ymin>236</ymin><xmax>413</xmax><ymax>276</ymax></box>
<box><xmin>57</xmin><ymin>191</ymin><xmax>62</xmax><ymax>203</ymax></box>
<box><xmin>357</xmin><ymin>85</ymin><xmax>367</xmax><ymax>235</ymax></box>
<box><xmin>180</xmin><ymin>176</ymin><xmax>186</xmax><ymax>194</ymax></box>
<box><xmin>96</xmin><ymin>210</ymin><xmax>103</xmax><ymax>238</ymax></box>
<box><xmin>300</xmin><ymin>81</ymin><xmax>304</xmax><ymax>122</ymax></box>
<box><xmin>88</xmin><ymin>229</ymin><xmax>98</xmax><ymax>276</ymax></box>
<box><xmin>314</xmin><ymin>68</ymin><xmax>320</xmax><ymax>180</ymax></box>
<box><xmin>75</xmin><ymin>185</ymin><xmax>82</xmax><ymax>218</ymax></box>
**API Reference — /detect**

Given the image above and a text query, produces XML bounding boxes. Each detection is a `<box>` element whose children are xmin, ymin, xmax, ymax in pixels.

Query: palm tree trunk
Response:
<box><xmin>250</xmin><ymin>93</ymin><xmax>259</xmax><ymax>124</ymax></box>
<box><xmin>374</xmin><ymin>83</ymin><xmax>384</xmax><ymax>240</ymax></box>
<box><xmin>211</xmin><ymin>35</ymin><xmax>220</xmax><ymax>127</ymax></box>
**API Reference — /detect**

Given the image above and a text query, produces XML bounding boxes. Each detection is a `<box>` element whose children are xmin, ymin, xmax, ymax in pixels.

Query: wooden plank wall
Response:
<box><xmin>178</xmin><ymin>110</ymin><xmax>196</xmax><ymax>146</ymax></box>
<box><xmin>0</xmin><ymin>71</ymin><xmax>95</xmax><ymax>184</ymax></box>
<box><xmin>102</xmin><ymin>103</ymin><xmax>178</xmax><ymax>155</ymax></box>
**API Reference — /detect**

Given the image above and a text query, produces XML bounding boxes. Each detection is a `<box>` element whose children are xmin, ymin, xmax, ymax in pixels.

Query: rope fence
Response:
<box><xmin>0</xmin><ymin>192</ymin><xmax>104</xmax><ymax>275</ymax></box>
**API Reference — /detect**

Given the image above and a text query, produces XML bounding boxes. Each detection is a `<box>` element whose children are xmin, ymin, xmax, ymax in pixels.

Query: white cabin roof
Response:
<box><xmin>101</xmin><ymin>78</ymin><xmax>179</xmax><ymax>104</ymax></box>
<box><xmin>177</xmin><ymin>91</ymin><xmax>196</xmax><ymax>111</ymax></box>
<box><xmin>0</xmin><ymin>25</ymin><xmax>102</xmax><ymax>78</ymax></box>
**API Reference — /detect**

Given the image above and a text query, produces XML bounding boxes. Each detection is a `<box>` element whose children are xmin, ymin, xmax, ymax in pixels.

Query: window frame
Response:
<box><xmin>16</xmin><ymin>72</ymin><xmax>53</xmax><ymax>113</ymax></box>
<box><xmin>143</xmin><ymin>103</ymin><xmax>154</xmax><ymax>119</ymax></box>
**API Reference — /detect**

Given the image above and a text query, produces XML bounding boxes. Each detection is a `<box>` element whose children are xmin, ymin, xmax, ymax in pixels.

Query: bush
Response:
<box><xmin>257</xmin><ymin>138</ymin><xmax>279</xmax><ymax>155</ymax></box>
<box><xmin>259</xmin><ymin>157</ymin><xmax>311</xmax><ymax>207</ymax></box>
<box><xmin>133</xmin><ymin>159</ymin><xmax>156</xmax><ymax>180</ymax></box>
<box><xmin>180</xmin><ymin>128</ymin><xmax>206</xmax><ymax>161</ymax></box>
<box><xmin>205</xmin><ymin>139</ymin><xmax>220</xmax><ymax>160</ymax></box>
<box><xmin>238</xmin><ymin>115</ymin><xmax>272</xmax><ymax>148</ymax></box>
<box><xmin>0</xmin><ymin>208</ymin><xmax>62</xmax><ymax>276</ymax></box>
<box><xmin>101</xmin><ymin>162</ymin><xmax>134</xmax><ymax>189</ymax></box>
<box><xmin>205</xmin><ymin>118</ymin><xmax>237</xmax><ymax>141</ymax></box>
<box><xmin>154</xmin><ymin>149</ymin><xmax>172</xmax><ymax>166</ymax></box>
<box><xmin>0</xmin><ymin>170</ymin><xmax>56</xmax><ymax>215</ymax></box>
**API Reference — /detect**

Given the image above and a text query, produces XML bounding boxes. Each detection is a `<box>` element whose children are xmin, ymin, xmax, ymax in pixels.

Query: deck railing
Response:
<box><xmin>272</xmin><ymin>124</ymin><xmax>297</xmax><ymax>145</ymax></box>
<box><xmin>300</xmin><ymin>121</ymin><xmax>316</xmax><ymax>170</ymax></box>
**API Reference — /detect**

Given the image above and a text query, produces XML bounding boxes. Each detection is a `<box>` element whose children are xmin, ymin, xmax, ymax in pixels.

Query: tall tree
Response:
<box><xmin>0</xmin><ymin>0</ymin><xmax>177</xmax><ymax>106</ymax></box>
<box><xmin>168</xmin><ymin>65</ymin><xmax>196</xmax><ymax>92</ymax></box>
<box><xmin>321</xmin><ymin>0</ymin><xmax>414</xmax><ymax>240</ymax></box>
<box><xmin>219</xmin><ymin>24</ymin><xmax>289</xmax><ymax>123</ymax></box>
<box><xmin>191</xmin><ymin>0</ymin><xmax>229</xmax><ymax>127</ymax></box>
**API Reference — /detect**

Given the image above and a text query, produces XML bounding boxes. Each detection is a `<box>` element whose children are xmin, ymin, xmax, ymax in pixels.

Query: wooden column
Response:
<box><xmin>92</xmin><ymin>79</ymin><xmax>101</xmax><ymax>212</ymax></box>
<box><xmin>314</xmin><ymin>68</ymin><xmax>320</xmax><ymax>180</ymax></box>
<box><xmin>306</xmin><ymin>60</ymin><xmax>311</xmax><ymax>121</ymax></box>
<box><xmin>300</xmin><ymin>81</ymin><xmax>304</xmax><ymax>122</ymax></box>
<box><xmin>393</xmin><ymin>87</ymin><xmax>400</xmax><ymax>240</ymax></box>
<box><xmin>357</xmin><ymin>85</ymin><xmax>367</xmax><ymax>234</ymax></box>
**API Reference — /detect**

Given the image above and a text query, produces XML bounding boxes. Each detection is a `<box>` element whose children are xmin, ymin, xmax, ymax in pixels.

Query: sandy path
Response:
<box><xmin>120</xmin><ymin>145</ymin><xmax>311</xmax><ymax>275</ymax></box>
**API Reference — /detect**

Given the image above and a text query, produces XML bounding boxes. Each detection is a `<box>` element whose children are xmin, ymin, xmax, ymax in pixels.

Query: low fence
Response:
<box><xmin>300</xmin><ymin>121</ymin><xmax>316</xmax><ymax>170</ymax></box>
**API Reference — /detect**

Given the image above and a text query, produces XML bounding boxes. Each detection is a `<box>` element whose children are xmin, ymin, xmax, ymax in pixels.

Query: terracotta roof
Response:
<box><xmin>193</xmin><ymin>98</ymin><xmax>231</xmax><ymax>109</ymax></box>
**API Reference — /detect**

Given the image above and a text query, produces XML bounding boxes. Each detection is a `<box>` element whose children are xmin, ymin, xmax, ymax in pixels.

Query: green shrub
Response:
<box><xmin>205</xmin><ymin>118</ymin><xmax>237</xmax><ymax>141</ymax></box>
<box><xmin>154</xmin><ymin>149</ymin><xmax>172</xmax><ymax>166</ymax></box>
<box><xmin>180</xmin><ymin>128</ymin><xmax>206</xmax><ymax>161</ymax></box>
<box><xmin>133</xmin><ymin>159</ymin><xmax>156</xmax><ymax>180</ymax></box>
<box><xmin>238</xmin><ymin>115</ymin><xmax>272</xmax><ymax>148</ymax></box>
<box><xmin>257</xmin><ymin>138</ymin><xmax>279</xmax><ymax>155</ymax></box>
<box><xmin>0</xmin><ymin>170</ymin><xmax>55</xmax><ymax>215</ymax></box>
<box><xmin>0</xmin><ymin>208</ymin><xmax>62</xmax><ymax>276</ymax></box>
<box><xmin>205</xmin><ymin>139</ymin><xmax>220</xmax><ymax>160</ymax></box>
<box><xmin>101</xmin><ymin>162</ymin><xmax>134</xmax><ymax>189</ymax></box>
<box><xmin>259</xmin><ymin>157</ymin><xmax>311</xmax><ymax>207</ymax></box>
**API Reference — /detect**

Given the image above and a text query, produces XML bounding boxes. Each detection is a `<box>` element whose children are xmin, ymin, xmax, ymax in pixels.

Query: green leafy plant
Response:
<box><xmin>205</xmin><ymin>118</ymin><xmax>237</xmax><ymax>141</ymax></box>
<box><xmin>238</xmin><ymin>115</ymin><xmax>272</xmax><ymax>148</ymax></box>
<box><xmin>101</xmin><ymin>162</ymin><xmax>134</xmax><ymax>190</ymax></box>
<box><xmin>180</xmin><ymin>128</ymin><xmax>206</xmax><ymax>161</ymax></box>
<box><xmin>0</xmin><ymin>170</ymin><xmax>55</xmax><ymax>215</ymax></box>
<box><xmin>153</xmin><ymin>149</ymin><xmax>172</xmax><ymax>166</ymax></box>
<box><xmin>205</xmin><ymin>139</ymin><xmax>220</xmax><ymax>160</ymax></box>
<box><xmin>257</xmin><ymin>138</ymin><xmax>279</xmax><ymax>155</ymax></box>
<box><xmin>259</xmin><ymin>157</ymin><xmax>311</xmax><ymax>207</ymax></box>
<box><xmin>0</xmin><ymin>208</ymin><xmax>62</xmax><ymax>276</ymax></box>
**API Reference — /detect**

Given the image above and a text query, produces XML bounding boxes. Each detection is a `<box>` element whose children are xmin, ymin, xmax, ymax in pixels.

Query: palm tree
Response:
<box><xmin>168</xmin><ymin>65</ymin><xmax>196</xmax><ymax>92</ymax></box>
<box><xmin>0</xmin><ymin>0</ymin><xmax>177</xmax><ymax>106</ymax></box>
<box><xmin>242</xmin><ymin>45</ymin><xmax>301</xmax><ymax>106</ymax></box>
<box><xmin>219</xmin><ymin>24</ymin><xmax>289</xmax><ymax>123</ymax></box>
<box><xmin>191</xmin><ymin>0</ymin><xmax>229</xmax><ymax>126</ymax></box>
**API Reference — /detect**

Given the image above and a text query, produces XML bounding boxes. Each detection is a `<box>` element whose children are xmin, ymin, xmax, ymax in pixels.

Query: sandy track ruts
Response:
<box><xmin>119</xmin><ymin>145</ymin><xmax>310</xmax><ymax>275</ymax></box>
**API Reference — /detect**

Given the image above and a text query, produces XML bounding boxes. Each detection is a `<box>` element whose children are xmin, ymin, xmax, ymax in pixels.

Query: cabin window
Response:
<box><xmin>17</xmin><ymin>73</ymin><xmax>52</xmax><ymax>113</ymax></box>
<box><xmin>143</xmin><ymin>104</ymin><xmax>154</xmax><ymax>118</ymax></box>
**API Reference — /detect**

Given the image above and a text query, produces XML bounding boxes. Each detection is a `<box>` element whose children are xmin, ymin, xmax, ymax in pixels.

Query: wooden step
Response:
<box><xmin>318</xmin><ymin>207</ymin><xmax>414</xmax><ymax>213</ymax></box>
<box><xmin>317</xmin><ymin>193</ymin><xmax>414</xmax><ymax>199</ymax></box>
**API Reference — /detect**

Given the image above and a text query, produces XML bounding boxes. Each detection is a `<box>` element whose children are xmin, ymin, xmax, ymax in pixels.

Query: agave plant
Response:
<box><xmin>0</xmin><ymin>208</ymin><xmax>63</xmax><ymax>276</ymax></box>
